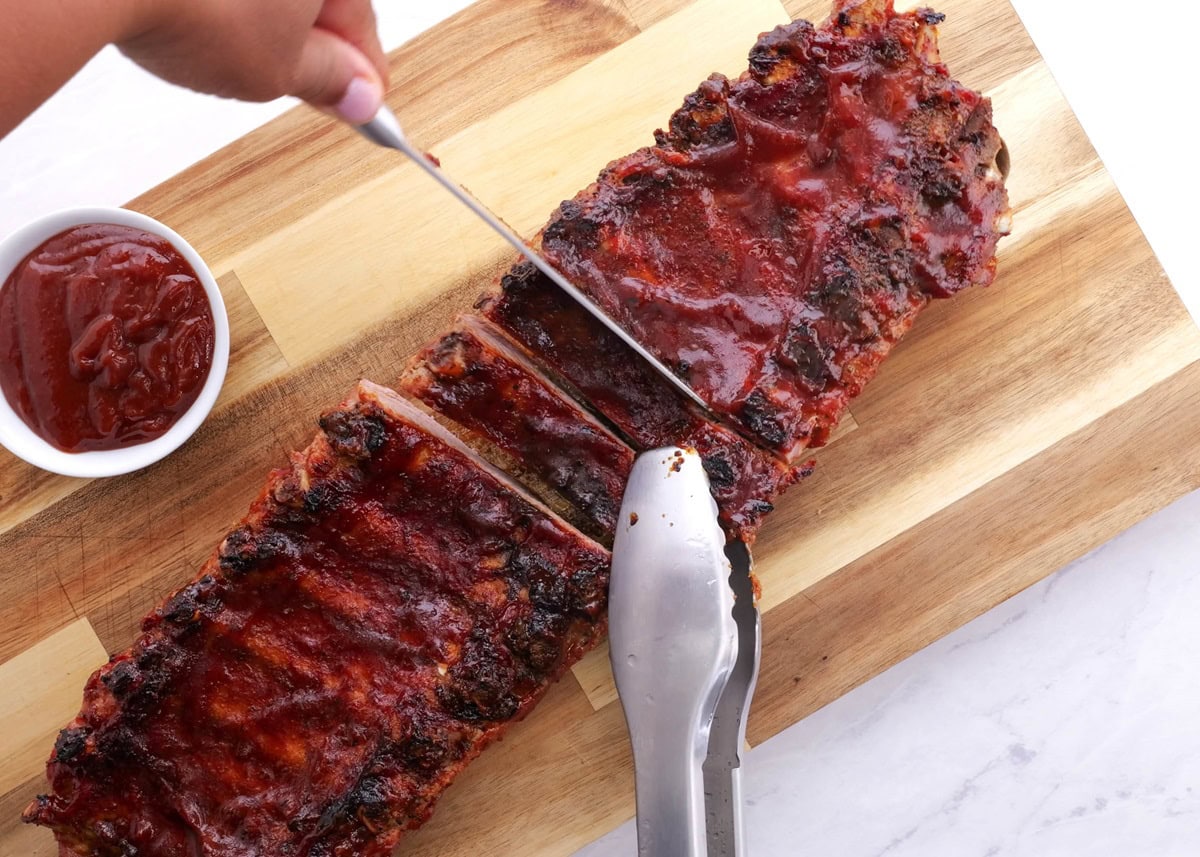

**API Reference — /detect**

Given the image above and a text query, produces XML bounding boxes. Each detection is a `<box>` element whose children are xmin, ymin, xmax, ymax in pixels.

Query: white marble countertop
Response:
<box><xmin>581</xmin><ymin>490</ymin><xmax>1200</xmax><ymax>855</ymax></box>
<box><xmin>2</xmin><ymin>1</ymin><xmax>1197</xmax><ymax>853</ymax></box>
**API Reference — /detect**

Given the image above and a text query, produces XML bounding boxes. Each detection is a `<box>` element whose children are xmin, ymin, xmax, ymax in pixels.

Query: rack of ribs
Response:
<box><xmin>25</xmin><ymin>1</ymin><xmax>1009</xmax><ymax>853</ymax></box>
<box><xmin>538</xmin><ymin>0</ymin><xmax>1008</xmax><ymax>459</ymax></box>
<box><xmin>25</xmin><ymin>382</ymin><xmax>611</xmax><ymax>855</ymax></box>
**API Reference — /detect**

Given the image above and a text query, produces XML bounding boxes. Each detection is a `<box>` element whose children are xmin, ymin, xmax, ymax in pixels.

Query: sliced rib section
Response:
<box><xmin>479</xmin><ymin>262</ymin><xmax>809</xmax><ymax>542</ymax></box>
<box><xmin>401</xmin><ymin>314</ymin><xmax>635</xmax><ymax>537</ymax></box>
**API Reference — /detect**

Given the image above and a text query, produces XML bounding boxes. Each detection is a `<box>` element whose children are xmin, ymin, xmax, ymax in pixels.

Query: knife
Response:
<box><xmin>354</xmin><ymin>106</ymin><xmax>709</xmax><ymax>411</ymax></box>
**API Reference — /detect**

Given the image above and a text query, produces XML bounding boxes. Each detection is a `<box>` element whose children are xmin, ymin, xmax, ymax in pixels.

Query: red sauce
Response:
<box><xmin>0</xmin><ymin>224</ymin><xmax>215</xmax><ymax>452</ymax></box>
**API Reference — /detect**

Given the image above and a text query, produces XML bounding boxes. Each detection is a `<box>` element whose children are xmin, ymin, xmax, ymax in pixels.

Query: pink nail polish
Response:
<box><xmin>336</xmin><ymin>77</ymin><xmax>382</xmax><ymax>125</ymax></box>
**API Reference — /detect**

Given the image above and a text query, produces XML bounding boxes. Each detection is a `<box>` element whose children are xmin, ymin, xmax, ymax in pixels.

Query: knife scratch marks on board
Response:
<box><xmin>56</xmin><ymin>541</ymin><xmax>80</xmax><ymax>621</ymax></box>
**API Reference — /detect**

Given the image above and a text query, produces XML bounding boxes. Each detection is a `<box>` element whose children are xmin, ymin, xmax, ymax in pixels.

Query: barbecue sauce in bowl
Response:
<box><xmin>0</xmin><ymin>224</ymin><xmax>215</xmax><ymax>452</ymax></box>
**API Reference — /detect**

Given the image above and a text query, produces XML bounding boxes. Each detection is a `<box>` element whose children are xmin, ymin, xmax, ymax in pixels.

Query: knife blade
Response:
<box><xmin>355</xmin><ymin>106</ymin><xmax>709</xmax><ymax>411</ymax></box>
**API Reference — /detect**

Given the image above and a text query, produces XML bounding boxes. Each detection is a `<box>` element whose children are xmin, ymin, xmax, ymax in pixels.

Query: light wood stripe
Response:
<box><xmin>0</xmin><ymin>619</ymin><xmax>107</xmax><ymax>798</ymax></box>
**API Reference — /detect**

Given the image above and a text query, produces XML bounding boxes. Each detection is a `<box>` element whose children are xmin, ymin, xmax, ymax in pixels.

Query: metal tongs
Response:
<box><xmin>609</xmin><ymin>448</ymin><xmax>761</xmax><ymax>857</ymax></box>
<box><xmin>355</xmin><ymin>108</ymin><xmax>760</xmax><ymax>853</ymax></box>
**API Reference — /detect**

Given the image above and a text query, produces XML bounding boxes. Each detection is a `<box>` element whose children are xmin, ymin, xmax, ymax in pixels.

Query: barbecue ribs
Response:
<box><xmin>26</xmin><ymin>1</ymin><xmax>1009</xmax><ymax>853</ymax></box>
<box><xmin>479</xmin><ymin>262</ymin><xmax>810</xmax><ymax>541</ymax></box>
<box><xmin>539</xmin><ymin>0</ymin><xmax>1009</xmax><ymax>459</ymax></box>
<box><xmin>24</xmin><ymin>383</ymin><xmax>609</xmax><ymax>855</ymax></box>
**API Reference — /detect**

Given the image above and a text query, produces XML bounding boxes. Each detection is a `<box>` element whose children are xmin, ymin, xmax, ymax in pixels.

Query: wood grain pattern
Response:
<box><xmin>1</xmin><ymin>0</ymin><xmax>1197</xmax><ymax>853</ymax></box>
<box><xmin>229</xmin><ymin>0</ymin><xmax>787</xmax><ymax>366</ymax></box>
<box><xmin>751</xmin><ymin>356</ymin><xmax>1200</xmax><ymax>742</ymax></box>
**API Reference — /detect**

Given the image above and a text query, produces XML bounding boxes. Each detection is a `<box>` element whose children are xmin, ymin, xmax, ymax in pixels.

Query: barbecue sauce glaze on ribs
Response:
<box><xmin>24</xmin><ymin>383</ymin><xmax>609</xmax><ymax>856</ymax></box>
<box><xmin>402</xmin><ymin>311</ymin><xmax>807</xmax><ymax>541</ymax></box>
<box><xmin>539</xmin><ymin>0</ymin><xmax>1009</xmax><ymax>459</ymax></box>
<box><xmin>401</xmin><ymin>315</ymin><xmax>637</xmax><ymax>538</ymax></box>
<box><xmin>478</xmin><ymin>263</ymin><xmax>811</xmax><ymax>540</ymax></box>
<box><xmin>26</xmin><ymin>1</ymin><xmax>1010</xmax><ymax>853</ymax></box>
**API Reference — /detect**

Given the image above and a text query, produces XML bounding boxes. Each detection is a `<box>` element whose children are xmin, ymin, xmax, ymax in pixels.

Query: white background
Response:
<box><xmin>2</xmin><ymin>1</ymin><xmax>1198</xmax><ymax>853</ymax></box>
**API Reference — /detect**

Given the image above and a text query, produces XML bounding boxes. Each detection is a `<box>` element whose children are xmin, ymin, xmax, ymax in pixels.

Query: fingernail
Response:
<box><xmin>336</xmin><ymin>77</ymin><xmax>382</xmax><ymax>125</ymax></box>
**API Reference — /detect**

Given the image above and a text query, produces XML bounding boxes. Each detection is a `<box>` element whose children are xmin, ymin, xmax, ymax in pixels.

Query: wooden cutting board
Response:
<box><xmin>3</xmin><ymin>0</ymin><xmax>1199</xmax><ymax>854</ymax></box>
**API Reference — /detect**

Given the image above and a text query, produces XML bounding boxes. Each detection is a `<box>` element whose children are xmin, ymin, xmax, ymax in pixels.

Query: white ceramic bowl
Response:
<box><xmin>0</xmin><ymin>207</ymin><xmax>229</xmax><ymax>477</ymax></box>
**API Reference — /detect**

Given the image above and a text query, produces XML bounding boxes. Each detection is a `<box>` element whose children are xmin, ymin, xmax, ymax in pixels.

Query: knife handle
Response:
<box><xmin>355</xmin><ymin>106</ymin><xmax>408</xmax><ymax>150</ymax></box>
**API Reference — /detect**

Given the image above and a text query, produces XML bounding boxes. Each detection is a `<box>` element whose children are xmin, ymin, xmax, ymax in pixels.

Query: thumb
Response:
<box><xmin>290</xmin><ymin>27</ymin><xmax>383</xmax><ymax>125</ymax></box>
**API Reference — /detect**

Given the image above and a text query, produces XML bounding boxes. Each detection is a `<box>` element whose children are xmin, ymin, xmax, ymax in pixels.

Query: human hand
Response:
<box><xmin>118</xmin><ymin>0</ymin><xmax>390</xmax><ymax>124</ymax></box>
